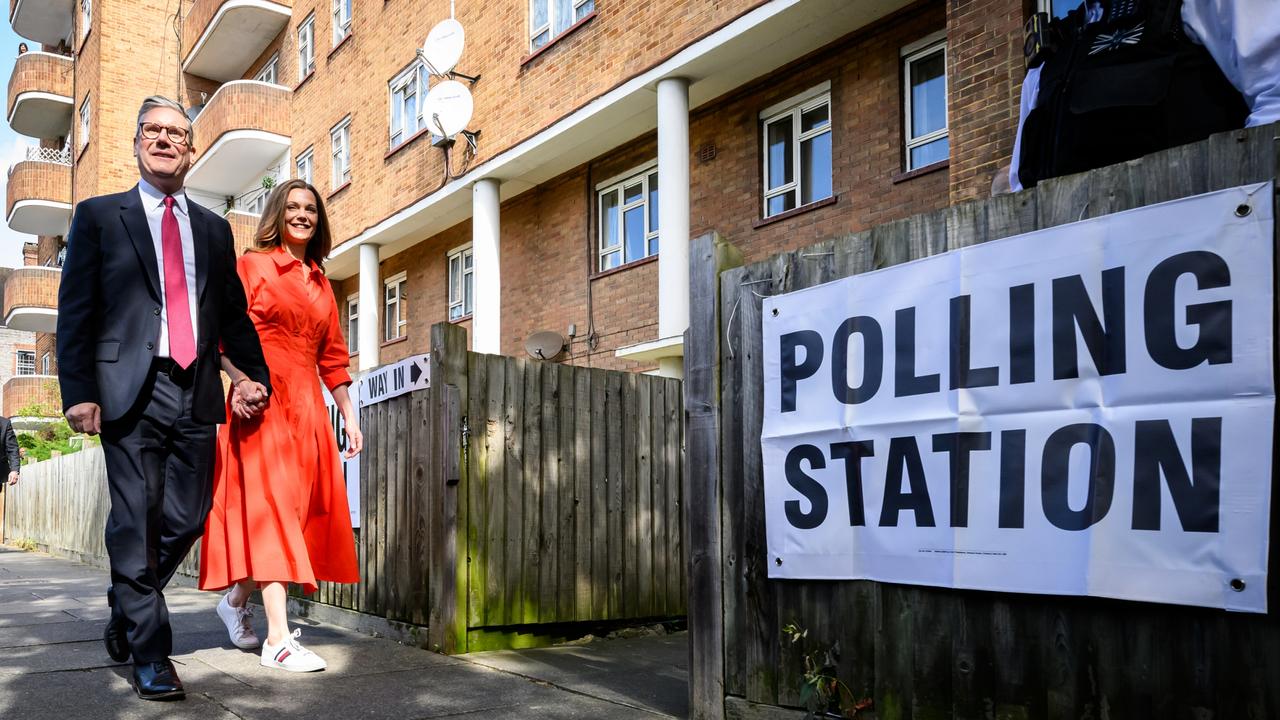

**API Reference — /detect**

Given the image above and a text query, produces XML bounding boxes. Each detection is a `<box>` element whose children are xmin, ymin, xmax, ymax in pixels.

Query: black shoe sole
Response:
<box><xmin>133</xmin><ymin>685</ymin><xmax>186</xmax><ymax>701</ymax></box>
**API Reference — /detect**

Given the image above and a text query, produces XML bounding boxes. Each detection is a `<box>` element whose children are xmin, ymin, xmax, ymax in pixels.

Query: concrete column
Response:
<box><xmin>657</xmin><ymin>76</ymin><xmax>690</xmax><ymax>341</ymax></box>
<box><xmin>358</xmin><ymin>242</ymin><xmax>381</xmax><ymax>371</ymax></box>
<box><xmin>472</xmin><ymin>177</ymin><xmax>502</xmax><ymax>354</ymax></box>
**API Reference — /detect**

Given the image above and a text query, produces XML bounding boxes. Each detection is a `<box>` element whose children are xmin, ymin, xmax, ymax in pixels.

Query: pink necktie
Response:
<box><xmin>162</xmin><ymin>195</ymin><xmax>196</xmax><ymax>369</ymax></box>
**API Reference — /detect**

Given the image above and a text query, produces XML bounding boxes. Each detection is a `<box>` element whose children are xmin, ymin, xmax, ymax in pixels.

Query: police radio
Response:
<box><xmin>1023</xmin><ymin>12</ymin><xmax>1055</xmax><ymax>69</ymax></box>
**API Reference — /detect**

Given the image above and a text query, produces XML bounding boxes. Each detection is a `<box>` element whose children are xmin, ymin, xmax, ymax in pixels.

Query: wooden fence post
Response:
<box><xmin>428</xmin><ymin>321</ymin><xmax>470</xmax><ymax>653</ymax></box>
<box><xmin>686</xmin><ymin>231</ymin><xmax>742</xmax><ymax>720</ymax></box>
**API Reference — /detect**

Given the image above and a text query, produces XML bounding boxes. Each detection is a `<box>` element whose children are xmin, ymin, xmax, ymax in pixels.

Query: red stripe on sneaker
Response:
<box><xmin>276</xmin><ymin>649</ymin><xmax>291</xmax><ymax>663</ymax></box>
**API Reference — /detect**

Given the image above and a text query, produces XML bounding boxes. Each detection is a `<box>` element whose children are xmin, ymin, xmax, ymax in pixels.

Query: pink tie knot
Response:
<box><xmin>164</xmin><ymin>195</ymin><xmax>176</xmax><ymax>209</ymax></box>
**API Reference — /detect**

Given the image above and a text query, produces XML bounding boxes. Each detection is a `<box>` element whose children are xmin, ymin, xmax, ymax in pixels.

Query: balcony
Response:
<box><xmin>6</xmin><ymin>147</ymin><xmax>72</xmax><ymax>236</ymax></box>
<box><xmin>183</xmin><ymin>0</ymin><xmax>292</xmax><ymax>83</ymax></box>
<box><xmin>3</xmin><ymin>266</ymin><xmax>60</xmax><ymax>333</ymax></box>
<box><xmin>2</xmin><ymin>375</ymin><xmax>62</xmax><ymax>420</ymax></box>
<box><xmin>187</xmin><ymin>81</ymin><xmax>291</xmax><ymax>196</ymax></box>
<box><xmin>9</xmin><ymin>0</ymin><xmax>74</xmax><ymax>47</ymax></box>
<box><xmin>7</xmin><ymin>51</ymin><xmax>73</xmax><ymax>140</ymax></box>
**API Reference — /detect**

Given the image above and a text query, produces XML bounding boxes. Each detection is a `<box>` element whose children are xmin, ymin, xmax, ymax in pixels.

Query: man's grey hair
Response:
<box><xmin>135</xmin><ymin>96</ymin><xmax>194</xmax><ymax>145</ymax></box>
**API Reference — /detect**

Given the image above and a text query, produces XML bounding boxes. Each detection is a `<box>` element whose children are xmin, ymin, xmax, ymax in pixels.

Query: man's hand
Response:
<box><xmin>7</xmin><ymin>471</ymin><xmax>17</xmax><ymax>486</ymax></box>
<box><xmin>65</xmin><ymin>402</ymin><xmax>101</xmax><ymax>435</ymax></box>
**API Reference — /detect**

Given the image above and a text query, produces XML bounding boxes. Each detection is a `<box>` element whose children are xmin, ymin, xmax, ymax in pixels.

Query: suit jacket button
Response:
<box><xmin>154</xmin><ymin>307</ymin><xmax>161</xmax><ymax>316</ymax></box>
<box><xmin>146</xmin><ymin>342</ymin><xmax>154</xmax><ymax>350</ymax></box>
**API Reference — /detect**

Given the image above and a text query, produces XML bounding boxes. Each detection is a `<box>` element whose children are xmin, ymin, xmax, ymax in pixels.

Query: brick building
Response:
<box><xmin>5</xmin><ymin>0</ymin><xmax>1075</xmax><ymax>381</ymax></box>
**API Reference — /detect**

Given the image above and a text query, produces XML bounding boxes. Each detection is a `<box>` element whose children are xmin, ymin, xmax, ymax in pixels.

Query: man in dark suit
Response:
<box><xmin>0</xmin><ymin>415</ymin><xmax>19</xmax><ymax>486</ymax></box>
<box><xmin>56</xmin><ymin>96</ymin><xmax>271</xmax><ymax>701</ymax></box>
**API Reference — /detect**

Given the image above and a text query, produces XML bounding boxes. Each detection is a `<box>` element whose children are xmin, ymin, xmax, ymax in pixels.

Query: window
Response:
<box><xmin>16</xmin><ymin>351</ymin><xmax>35</xmax><ymax>376</ymax></box>
<box><xmin>330</xmin><ymin>117</ymin><xmax>351</xmax><ymax>188</ymax></box>
<box><xmin>389</xmin><ymin>63</ymin><xmax>429</xmax><ymax>148</ymax></box>
<box><xmin>384</xmin><ymin>272</ymin><xmax>407</xmax><ymax>341</ymax></box>
<box><xmin>529</xmin><ymin>0</ymin><xmax>594</xmax><ymax>52</ymax></box>
<box><xmin>80</xmin><ymin>0</ymin><xmax>91</xmax><ymax>38</ymax></box>
<box><xmin>332</xmin><ymin>0</ymin><xmax>352</xmax><ymax>46</ymax></box>
<box><xmin>597</xmin><ymin>164</ymin><xmax>659</xmax><ymax>272</ymax></box>
<box><xmin>1040</xmin><ymin>0</ymin><xmax>1085</xmax><ymax>19</ymax></box>
<box><xmin>760</xmin><ymin>85</ymin><xmax>832</xmax><ymax>218</ymax></box>
<box><xmin>241</xmin><ymin>188</ymin><xmax>270</xmax><ymax>215</ymax></box>
<box><xmin>447</xmin><ymin>245</ymin><xmax>474</xmax><ymax>320</ymax></box>
<box><xmin>255</xmin><ymin>54</ymin><xmax>278</xmax><ymax>85</ymax></box>
<box><xmin>296</xmin><ymin>147</ymin><xmax>314</xmax><ymax>184</ymax></box>
<box><xmin>346</xmin><ymin>295</ymin><xmax>359</xmax><ymax>353</ymax></box>
<box><xmin>903</xmin><ymin>38</ymin><xmax>948</xmax><ymax>171</ymax></box>
<box><xmin>41</xmin><ymin>353</ymin><xmax>50</xmax><ymax>375</ymax></box>
<box><xmin>78</xmin><ymin>95</ymin><xmax>90</xmax><ymax>152</ymax></box>
<box><xmin>298</xmin><ymin>15</ymin><xmax>316</xmax><ymax>78</ymax></box>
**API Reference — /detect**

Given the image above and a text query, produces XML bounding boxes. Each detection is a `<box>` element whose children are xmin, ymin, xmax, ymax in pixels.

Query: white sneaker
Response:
<box><xmin>260</xmin><ymin>629</ymin><xmax>327</xmax><ymax>672</ymax></box>
<box><xmin>215</xmin><ymin>594</ymin><xmax>261</xmax><ymax>649</ymax></box>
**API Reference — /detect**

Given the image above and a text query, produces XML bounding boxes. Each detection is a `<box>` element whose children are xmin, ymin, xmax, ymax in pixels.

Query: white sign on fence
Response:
<box><xmin>323</xmin><ymin>354</ymin><xmax>431</xmax><ymax>528</ymax></box>
<box><xmin>761</xmin><ymin>184</ymin><xmax>1275</xmax><ymax>613</ymax></box>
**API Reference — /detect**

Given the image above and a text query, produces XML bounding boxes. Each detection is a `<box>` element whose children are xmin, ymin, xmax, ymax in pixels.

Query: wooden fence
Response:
<box><xmin>686</xmin><ymin>124</ymin><xmax>1280</xmax><ymax>719</ymax></box>
<box><xmin>3</xmin><ymin>323</ymin><xmax>686</xmax><ymax>654</ymax></box>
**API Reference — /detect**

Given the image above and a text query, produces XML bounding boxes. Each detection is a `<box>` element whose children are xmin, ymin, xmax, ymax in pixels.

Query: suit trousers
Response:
<box><xmin>100</xmin><ymin>363</ymin><xmax>216</xmax><ymax>663</ymax></box>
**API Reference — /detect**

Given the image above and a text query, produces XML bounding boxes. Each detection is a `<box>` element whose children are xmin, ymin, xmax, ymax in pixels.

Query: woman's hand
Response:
<box><xmin>343</xmin><ymin>418</ymin><xmax>363</xmax><ymax>458</ymax></box>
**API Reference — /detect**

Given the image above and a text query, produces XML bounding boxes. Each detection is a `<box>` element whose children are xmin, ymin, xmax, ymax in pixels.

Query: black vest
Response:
<box><xmin>1018</xmin><ymin>0</ymin><xmax>1246</xmax><ymax>188</ymax></box>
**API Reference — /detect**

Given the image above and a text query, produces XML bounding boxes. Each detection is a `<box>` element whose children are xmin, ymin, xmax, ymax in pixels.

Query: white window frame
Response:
<box><xmin>596</xmin><ymin>161</ymin><xmax>659</xmax><ymax>272</ymax></box>
<box><xmin>41</xmin><ymin>352</ymin><xmax>50</xmax><ymax>375</ymax></box>
<box><xmin>1039</xmin><ymin>0</ymin><xmax>1085</xmax><ymax>18</ymax></box>
<box><xmin>346</xmin><ymin>294</ymin><xmax>359</xmax><ymax>353</ymax></box>
<box><xmin>902</xmin><ymin>34</ymin><xmax>949</xmax><ymax>172</ymax></box>
<box><xmin>255</xmin><ymin>53</ymin><xmax>279</xmax><ymax>85</ymax></box>
<box><xmin>330</xmin><ymin>117</ymin><xmax>351</xmax><ymax>188</ymax></box>
<box><xmin>295</xmin><ymin>146</ymin><xmax>314</xmax><ymax>184</ymax></box>
<box><xmin>78</xmin><ymin>95</ymin><xmax>90</xmax><ymax>152</ymax></box>
<box><xmin>16</xmin><ymin>351</ymin><xmax>35</xmax><ymax>376</ymax></box>
<box><xmin>447</xmin><ymin>244</ymin><xmax>474</xmax><ymax>321</ymax></box>
<box><xmin>759</xmin><ymin>83</ymin><xmax>832</xmax><ymax>219</ymax></box>
<box><xmin>384</xmin><ymin>272</ymin><xmax>407</xmax><ymax>341</ymax></box>
<box><xmin>389</xmin><ymin>62</ymin><xmax>428</xmax><ymax>149</ymax></box>
<box><xmin>80</xmin><ymin>0</ymin><xmax>91</xmax><ymax>39</ymax></box>
<box><xmin>332</xmin><ymin>0</ymin><xmax>352</xmax><ymax>46</ymax></box>
<box><xmin>529</xmin><ymin>0</ymin><xmax>595</xmax><ymax>52</ymax></box>
<box><xmin>298</xmin><ymin>14</ymin><xmax>316</xmax><ymax>78</ymax></box>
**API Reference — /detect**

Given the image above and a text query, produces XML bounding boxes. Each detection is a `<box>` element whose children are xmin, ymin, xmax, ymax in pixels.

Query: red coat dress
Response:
<box><xmin>199</xmin><ymin>248</ymin><xmax>358</xmax><ymax>593</ymax></box>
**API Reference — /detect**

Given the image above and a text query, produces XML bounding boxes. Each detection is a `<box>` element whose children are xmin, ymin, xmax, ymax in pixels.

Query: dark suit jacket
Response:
<box><xmin>0</xmin><ymin>416</ymin><xmax>18</xmax><ymax>477</ymax></box>
<box><xmin>55</xmin><ymin>185</ymin><xmax>271</xmax><ymax>425</ymax></box>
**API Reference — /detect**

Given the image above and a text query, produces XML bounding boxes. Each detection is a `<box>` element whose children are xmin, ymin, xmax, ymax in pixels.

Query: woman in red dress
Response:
<box><xmin>199</xmin><ymin>179</ymin><xmax>362</xmax><ymax>672</ymax></box>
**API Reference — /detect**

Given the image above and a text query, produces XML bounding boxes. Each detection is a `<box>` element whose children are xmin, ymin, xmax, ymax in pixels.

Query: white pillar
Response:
<box><xmin>657</xmin><ymin>76</ymin><xmax>690</xmax><ymax>341</ymax></box>
<box><xmin>358</xmin><ymin>243</ymin><xmax>381</xmax><ymax>371</ymax></box>
<box><xmin>472</xmin><ymin>178</ymin><xmax>502</xmax><ymax>354</ymax></box>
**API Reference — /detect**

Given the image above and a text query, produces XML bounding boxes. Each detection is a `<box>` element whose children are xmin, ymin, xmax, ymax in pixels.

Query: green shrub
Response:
<box><xmin>16</xmin><ymin>420</ymin><xmax>92</xmax><ymax>464</ymax></box>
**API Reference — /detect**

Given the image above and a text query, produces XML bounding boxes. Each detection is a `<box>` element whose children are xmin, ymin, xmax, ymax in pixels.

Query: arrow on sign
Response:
<box><xmin>410</xmin><ymin>362</ymin><xmax>423</xmax><ymax>385</ymax></box>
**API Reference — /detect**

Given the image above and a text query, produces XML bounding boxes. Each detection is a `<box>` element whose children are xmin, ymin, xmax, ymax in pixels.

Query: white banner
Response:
<box><xmin>323</xmin><ymin>354</ymin><xmax>431</xmax><ymax>528</ymax></box>
<box><xmin>761</xmin><ymin>184</ymin><xmax>1275</xmax><ymax>612</ymax></box>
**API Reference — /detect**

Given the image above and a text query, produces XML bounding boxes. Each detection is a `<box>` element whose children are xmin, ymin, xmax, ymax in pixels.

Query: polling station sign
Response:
<box><xmin>761</xmin><ymin>184</ymin><xmax>1275</xmax><ymax>612</ymax></box>
<box><xmin>324</xmin><ymin>354</ymin><xmax>431</xmax><ymax>528</ymax></box>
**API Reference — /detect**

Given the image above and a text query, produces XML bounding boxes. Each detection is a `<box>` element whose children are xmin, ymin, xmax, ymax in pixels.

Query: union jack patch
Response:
<box><xmin>1089</xmin><ymin>23</ymin><xmax>1144</xmax><ymax>55</ymax></box>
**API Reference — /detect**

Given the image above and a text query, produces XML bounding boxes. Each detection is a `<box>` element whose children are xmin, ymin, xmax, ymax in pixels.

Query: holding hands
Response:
<box><xmin>231</xmin><ymin>378</ymin><xmax>269</xmax><ymax>420</ymax></box>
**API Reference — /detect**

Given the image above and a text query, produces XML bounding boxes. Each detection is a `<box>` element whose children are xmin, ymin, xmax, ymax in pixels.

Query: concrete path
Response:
<box><xmin>0</xmin><ymin>545</ymin><xmax>688</xmax><ymax>719</ymax></box>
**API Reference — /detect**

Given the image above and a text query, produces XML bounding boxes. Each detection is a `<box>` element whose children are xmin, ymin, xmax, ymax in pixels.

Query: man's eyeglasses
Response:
<box><xmin>138</xmin><ymin>122</ymin><xmax>191</xmax><ymax>146</ymax></box>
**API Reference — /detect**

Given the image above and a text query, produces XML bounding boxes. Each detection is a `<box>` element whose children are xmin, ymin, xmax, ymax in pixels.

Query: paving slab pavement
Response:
<box><xmin>0</xmin><ymin>545</ymin><xmax>689</xmax><ymax>719</ymax></box>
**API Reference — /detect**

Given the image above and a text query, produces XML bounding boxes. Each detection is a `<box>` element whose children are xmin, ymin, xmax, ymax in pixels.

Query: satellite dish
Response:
<box><xmin>421</xmin><ymin>18</ymin><xmax>465</xmax><ymax>76</ymax></box>
<box><xmin>525</xmin><ymin>331</ymin><xmax>565</xmax><ymax>361</ymax></box>
<box><xmin>423</xmin><ymin>80</ymin><xmax>474</xmax><ymax>138</ymax></box>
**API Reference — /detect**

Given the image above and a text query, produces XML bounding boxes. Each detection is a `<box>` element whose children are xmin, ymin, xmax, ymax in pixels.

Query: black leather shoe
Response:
<box><xmin>104</xmin><ymin>586</ymin><xmax>130</xmax><ymax>663</ymax></box>
<box><xmin>132</xmin><ymin>659</ymin><xmax>185</xmax><ymax>701</ymax></box>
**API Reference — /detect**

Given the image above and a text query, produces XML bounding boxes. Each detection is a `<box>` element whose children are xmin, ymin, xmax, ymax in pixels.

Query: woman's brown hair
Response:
<box><xmin>247</xmin><ymin>179</ymin><xmax>333</xmax><ymax>268</ymax></box>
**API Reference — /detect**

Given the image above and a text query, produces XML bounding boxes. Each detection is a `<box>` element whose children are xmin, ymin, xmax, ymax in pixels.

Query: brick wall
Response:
<box><xmin>3</xmin><ymin>268</ymin><xmax>59</xmax><ymax>318</ymax></box>
<box><xmin>2</xmin><ymin>375</ymin><xmax>61</xmax><ymax>418</ymax></box>
<box><xmin>5</xmin><ymin>160</ymin><xmax>71</xmax><ymax>218</ymax></box>
<box><xmin>0</xmin><ymin>328</ymin><xmax>37</xmax><ymax>416</ymax></box>
<box><xmin>345</xmin><ymin>1</ymin><xmax>951</xmax><ymax>371</ymax></box>
<box><xmin>945</xmin><ymin>0</ymin><xmax>1026</xmax><ymax>203</ymax></box>
<box><xmin>6</xmin><ymin>51</ymin><xmax>72</xmax><ymax>119</ymax></box>
<box><xmin>191</xmin><ymin>80</ymin><xmax>291</xmax><ymax>159</ymax></box>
